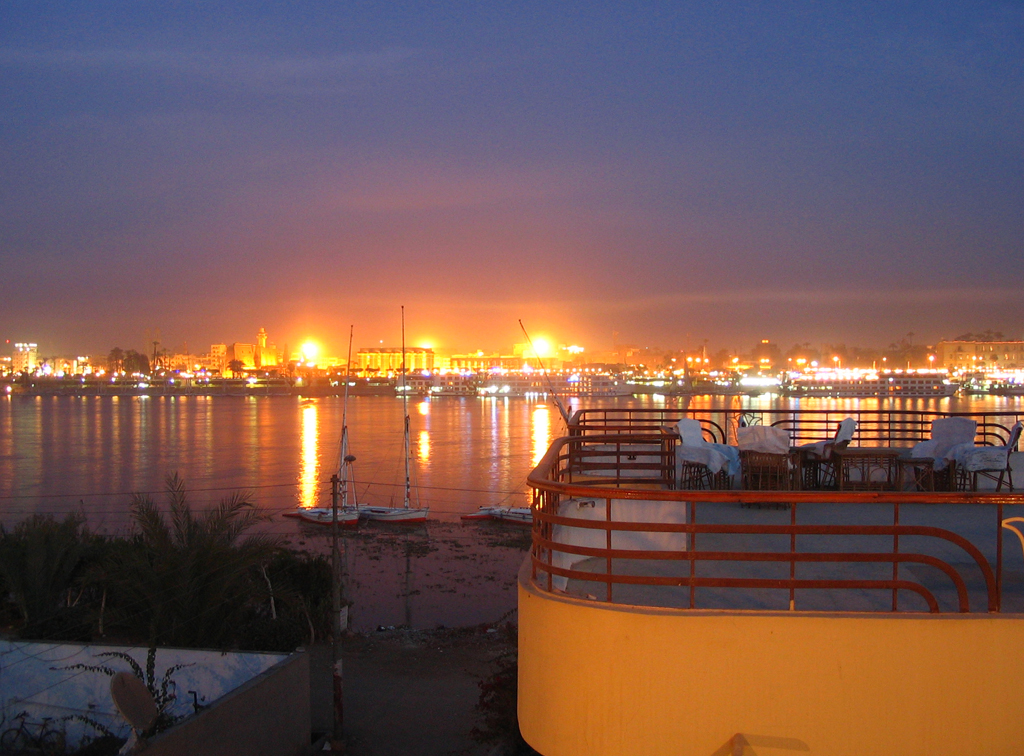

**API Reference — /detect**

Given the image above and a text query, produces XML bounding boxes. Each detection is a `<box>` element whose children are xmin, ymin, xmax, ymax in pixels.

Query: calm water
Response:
<box><xmin>1</xmin><ymin>391</ymin><xmax>1020</xmax><ymax>629</ymax></box>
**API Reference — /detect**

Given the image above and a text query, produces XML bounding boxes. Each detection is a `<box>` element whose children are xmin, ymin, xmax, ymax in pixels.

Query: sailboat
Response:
<box><xmin>289</xmin><ymin>425</ymin><xmax>361</xmax><ymax>527</ymax></box>
<box><xmin>287</xmin><ymin>329</ymin><xmax>361</xmax><ymax>528</ymax></box>
<box><xmin>357</xmin><ymin>307</ymin><xmax>430</xmax><ymax>524</ymax></box>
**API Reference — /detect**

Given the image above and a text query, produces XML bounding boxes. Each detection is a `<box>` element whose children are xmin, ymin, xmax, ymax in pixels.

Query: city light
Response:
<box><xmin>300</xmin><ymin>341</ymin><xmax>319</xmax><ymax>363</ymax></box>
<box><xmin>531</xmin><ymin>338</ymin><xmax>552</xmax><ymax>358</ymax></box>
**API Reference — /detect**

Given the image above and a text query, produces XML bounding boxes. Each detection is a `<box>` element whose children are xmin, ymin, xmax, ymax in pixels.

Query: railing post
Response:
<box><xmin>892</xmin><ymin>501</ymin><xmax>900</xmax><ymax>612</ymax></box>
<box><xmin>997</xmin><ymin>500</ymin><xmax>1003</xmax><ymax>612</ymax></box>
<box><xmin>790</xmin><ymin>502</ymin><xmax>797</xmax><ymax>610</ymax></box>
<box><xmin>606</xmin><ymin>496</ymin><xmax>613</xmax><ymax>602</ymax></box>
<box><xmin>689</xmin><ymin>500</ymin><xmax>696</xmax><ymax>609</ymax></box>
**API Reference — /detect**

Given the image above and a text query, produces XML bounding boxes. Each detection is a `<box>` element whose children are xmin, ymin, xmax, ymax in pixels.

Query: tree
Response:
<box><xmin>107</xmin><ymin>347</ymin><xmax>125</xmax><ymax>373</ymax></box>
<box><xmin>227</xmin><ymin>359</ymin><xmax>245</xmax><ymax>376</ymax></box>
<box><xmin>0</xmin><ymin>512</ymin><xmax>93</xmax><ymax>638</ymax></box>
<box><xmin>123</xmin><ymin>350</ymin><xmax>150</xmax><ymax>375</ymax></box>
<box><xmin>111</xmin><ymin>474</ymin><xmax>279</xmax><ymax>647</ymax></box>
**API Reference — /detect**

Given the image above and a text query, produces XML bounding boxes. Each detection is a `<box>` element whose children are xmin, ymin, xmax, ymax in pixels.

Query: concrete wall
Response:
<box><xmin>146</xmin><ymin>652</ymin><xmax>311</xmax><ymax>756</ymax></box>
<box><xmin>518</xmin><ymin>562</ymin><xmax>1024</xmax><ymax>756</ymax></box>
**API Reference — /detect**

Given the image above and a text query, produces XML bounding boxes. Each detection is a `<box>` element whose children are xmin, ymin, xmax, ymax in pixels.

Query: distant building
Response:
<box><xmin>255</xmin><ymin>327</ymin><xmax>279</xmax><ymax>368</ymax></box>
<box><xmin>12</xmin><ymin>343</ymin><xmax>38</xmax><ymax>373</ymax></box>
<box><xmin>938</xmin><ymin>340</ymin><xmax>1024</xmax><ymax>371</ymax></box>
<box><xmin>449</xmin><ymin>352</ymin><xmax>521</xmax><ymax>371</ymax></box>
<box><xmin>209</xmin><ymin>344</ymin><xmax>228</xmax><ymax>373</ymax></box>
<box><xmin>228</xmin><ymin>343</ymin><xmax>257</xmax><ymax>369</ymax></box>
<box><xmin>358</xmin><ymin>347</ymin><xmax>434</xmax><ymax>374</ymax></box>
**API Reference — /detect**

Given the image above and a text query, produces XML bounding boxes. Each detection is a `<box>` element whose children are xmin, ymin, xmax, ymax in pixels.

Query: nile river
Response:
<box><xmin>1</xmin><ymin>392</ymin><xmax>1021</xmax><ymax>629</ymax></box>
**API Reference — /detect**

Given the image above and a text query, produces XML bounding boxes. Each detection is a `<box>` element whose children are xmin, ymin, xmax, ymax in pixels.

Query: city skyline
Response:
<box><xmin>1</xmin><ymin>3</ymin><xmax>1021</xmax><ymax>356</ymax></box>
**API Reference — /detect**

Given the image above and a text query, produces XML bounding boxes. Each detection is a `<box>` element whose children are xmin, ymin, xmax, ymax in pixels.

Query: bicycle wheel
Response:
<box><xmin>0</xmin><ymin>727</ymin><xmax>28</xmax><ymax>753</ymax></box>
<box><xmin>39</xmin><ymin>729</ymin><xmax>66</xmax><ymax>756</ymax></box>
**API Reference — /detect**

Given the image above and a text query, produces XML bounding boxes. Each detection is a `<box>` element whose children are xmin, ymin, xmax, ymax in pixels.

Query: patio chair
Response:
<box><xmin>797</xmin><ymin>417</ymin><xmax>856</xmax><ymax>489</ymax></box>
<box><xmin>672</xmin><ymin>418</ymin><xmax>738</xmax><ymax>490</ymax></box>
<box><xmin>738</xmin><ymin>425</ymin><xmax>799</xmax><ymax>494</ymax></box>
<box><xmin>910</xmin><ymin>417</ymin><xmax>977</xmax><ymax>490</ymax></box>
<box><xmin>952</xmin><ymin>421</ymin><xmax>1022</xmax><ymax>492</ymax></box>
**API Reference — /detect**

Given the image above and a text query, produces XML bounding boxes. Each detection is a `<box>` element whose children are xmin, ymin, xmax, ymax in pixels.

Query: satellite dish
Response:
<box><xmin>110</xmin><ymin>672</ymin><xmax>158</xmax><ymax>732</ymax></box>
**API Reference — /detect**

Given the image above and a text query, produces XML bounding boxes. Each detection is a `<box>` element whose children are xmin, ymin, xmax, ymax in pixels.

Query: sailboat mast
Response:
<box><xmin>340</xmin><ymin>325</ymin><xmax>354</xmax><ymax>508</ymax></box>
<box><xmin>401</xmin><ymin>306</ymin><xmax>411</xmax><ymax>509</ymax></box>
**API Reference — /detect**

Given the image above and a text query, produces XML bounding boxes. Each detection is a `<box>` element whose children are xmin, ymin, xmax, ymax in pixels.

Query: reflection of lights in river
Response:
<box><xmin>418</xmin><ymin>429</ymin><xmax>430</xmax><ymax>461</ymax></box>
<box><xmin>531</xmin><ymin>405</ymin><xmax>550</xmax><ymax>467</ymax></box>
<box><xmin>417</xmin><ymin>400</ymin><xmax>430</xmax><ymax>416</ymax></box>
<box><xmin>299</xmin><ymin>402</ymin><xmax>319</xmax><ymax>507</ymax></box>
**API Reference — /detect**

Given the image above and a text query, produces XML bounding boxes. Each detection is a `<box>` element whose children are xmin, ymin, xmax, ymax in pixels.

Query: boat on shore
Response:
<box><xmin>461</xmin><ymin>506</ymin><xmax>533</xmax><ymax>524</ymax></box>
<box><xmin>284</xmin><ymin>507</ymin><xmax>360</xmax><ymax>528</ymax></box>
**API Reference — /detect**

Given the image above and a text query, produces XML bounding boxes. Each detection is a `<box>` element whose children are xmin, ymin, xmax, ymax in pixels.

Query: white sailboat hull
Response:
<box><xmin>461</xmin><ymin>506</ymin><xmax>533</xmax><ymax>524</ymax></box>
<box><xmin>357</xmin><ymin>505</ymin><xmax>429</xmax><ymax>523</ymax></box>
<box><xmin>288</xmin><ymin>507</ymin><xmax>360</xmax><ymax>528</ymax></box>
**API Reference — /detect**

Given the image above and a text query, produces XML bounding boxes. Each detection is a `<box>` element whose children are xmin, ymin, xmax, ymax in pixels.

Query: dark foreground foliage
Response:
<box><xmin>0</xmin><ymin>476</ymin><xmax>332</xmax><ymax>652</ymax></box>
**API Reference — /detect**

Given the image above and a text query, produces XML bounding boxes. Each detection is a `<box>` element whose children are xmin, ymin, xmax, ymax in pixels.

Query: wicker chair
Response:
<box><xmin>671</xmin><ymin>418</ymin><xmax>737</xmax><ymax>491</ymax></box>
<box><xmin>740</xmin><ymin>450</ymin><xmax>800</xmax><ymax>491</ymax></box>
<box><xmin>796</xmin><ymin>417</ymin><xmax>855</xmax><ymax>489</ymax></box>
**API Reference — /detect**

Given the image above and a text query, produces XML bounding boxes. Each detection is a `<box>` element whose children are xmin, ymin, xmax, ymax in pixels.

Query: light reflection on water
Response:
<box><xmin>299</xmin><ymin>401</ymin><xmax>320</xmax><ymax>508</ymax></box>
<box><xmin>532</xmin><ymin>405</ymin><xmax>550</xmax><ymax>466</ymax></box>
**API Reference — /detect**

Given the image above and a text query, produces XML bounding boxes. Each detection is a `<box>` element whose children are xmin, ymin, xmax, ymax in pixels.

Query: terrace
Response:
<box><xmin>517</xmin><ymin>407</ymin><xmax>1024</xmax><ymax>756</ymax></box>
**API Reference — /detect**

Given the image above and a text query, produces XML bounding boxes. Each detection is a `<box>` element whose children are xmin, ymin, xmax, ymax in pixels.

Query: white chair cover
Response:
<box><xmin>911</xmin><ymin>417</ymin><xmax>978</xmax><ymax>471</ymax></box>
<box><xmin>799</xmin><ymin>417</ymin><xmax>856</xmax><ymax>459</ymax></box>
<box><xmin>951</xmin><ymin>421</ymin><xmax>1022</xmax><ymax>472</ymax></box>
<box><xmin>737</xmin><ymin>425</ymin><xmax>791</xmax><ymax>454</ymax></box>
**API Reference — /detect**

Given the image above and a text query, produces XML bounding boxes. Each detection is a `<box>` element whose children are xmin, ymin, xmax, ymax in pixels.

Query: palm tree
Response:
<box><xmin>0</xmin><ymin>512</ymin><xmax>92</xmax><ymax>637</ymax></box>
<box><xmin>113</xmin><ymin>474</ymin><xmax>279</xmax><ymax>647</ymax></box>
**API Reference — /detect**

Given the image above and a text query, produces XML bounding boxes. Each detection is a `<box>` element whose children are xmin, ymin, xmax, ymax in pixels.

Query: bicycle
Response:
<box><xmin>0</xmin><ymin>711</ymin><xmax>66</xmax><ymax>755</ymax></box>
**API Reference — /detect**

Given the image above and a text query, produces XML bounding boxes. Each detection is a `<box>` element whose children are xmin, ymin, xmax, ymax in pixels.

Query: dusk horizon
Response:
<box><xmin>2</xmin><ymin>3</ymin><xmax>1021</xmax><ymax>358</ymax></box>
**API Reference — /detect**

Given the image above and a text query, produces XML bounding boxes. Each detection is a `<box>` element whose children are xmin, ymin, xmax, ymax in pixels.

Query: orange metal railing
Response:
<box><xmin>527</xmin><ymin>431</ymin><xmax>1024</xmax><ymax>614</ymax></box>
<box><xmin>569</xmin><ymin>407</ymin><xmax>1024</xmax><ymax>447</ymax></box>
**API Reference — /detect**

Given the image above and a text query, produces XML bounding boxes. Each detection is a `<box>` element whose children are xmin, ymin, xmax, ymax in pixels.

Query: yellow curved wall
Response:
<box><xmin>519</xmin><ymin>562</ymin><xmax>1024</xmax><ymax>756</ymax></box>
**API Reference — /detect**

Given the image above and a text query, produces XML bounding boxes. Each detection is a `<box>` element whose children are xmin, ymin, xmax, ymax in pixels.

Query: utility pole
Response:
<box><xmin>330</xmin><ymin>473</ymin><xmax>343</xmax><ymax>744</ymax></box>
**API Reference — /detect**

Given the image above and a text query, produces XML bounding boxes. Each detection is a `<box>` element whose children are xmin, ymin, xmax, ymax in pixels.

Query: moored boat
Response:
<box><xmin>461</xmin><ymin>506</ymin><xmax>533</xmax><ymax>524</ymax></box>
<box><xmin>287</xmin><ymin>507</ymin><xmax>360</xmax><ymax>528</ymax></box>
<box><xmin>358</xmin><ymin>307</ymin><xmax>430</xmax><ymax>524</ymax></box>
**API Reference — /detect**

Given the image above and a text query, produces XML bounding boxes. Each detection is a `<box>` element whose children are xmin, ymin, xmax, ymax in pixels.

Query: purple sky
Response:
<box><xmin>1</xmin><ymin>2</ymin><xmax>1022</xmax><ymax>358</ymax></box>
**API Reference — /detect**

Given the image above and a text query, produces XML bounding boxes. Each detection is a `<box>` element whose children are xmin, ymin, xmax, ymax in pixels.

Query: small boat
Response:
<box><xmin>358</xmin><ymin>307</ymin><xmax>430</xmax><ymax>524</ymax></box>
<box><xmin>291</xmin><ymin>507</ymin><xmax>360</xmax><ymax>528</ymax></box>
<box><xmin>356</xmin><ymin>505</ymin><xmax>429</xmax><ymax>523</ymax></box>
<box><xmin>461</xmin><ymin>506</ymin><xmax>533</xmax><ymax>525</ymax></box>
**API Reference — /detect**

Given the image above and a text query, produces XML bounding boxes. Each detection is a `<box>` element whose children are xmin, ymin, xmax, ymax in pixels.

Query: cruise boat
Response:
<box><xmin>784</xmin><ymin>370</ymin><xmax>956</xmax><ymax>397</ymax></box>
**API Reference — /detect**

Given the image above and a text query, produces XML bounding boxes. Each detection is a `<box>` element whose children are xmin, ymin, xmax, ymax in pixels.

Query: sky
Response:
<box><xmin>1</xmin><ymin>2</ymin><xmax>1022</xmax><ymax>359</ymax></box>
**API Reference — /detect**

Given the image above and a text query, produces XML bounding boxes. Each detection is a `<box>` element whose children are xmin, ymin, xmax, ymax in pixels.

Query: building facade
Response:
<box><xmin>938</xmin><ymin>340</ymin><xmax>1024</xmax><ymax>371</ymax></box>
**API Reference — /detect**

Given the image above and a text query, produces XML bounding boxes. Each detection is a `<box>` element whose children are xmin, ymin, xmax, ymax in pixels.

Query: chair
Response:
<box><xmin>672</xmin><ymin>418</ymin><xmax>737</xmax><ymax>490</ymax></box>
<box><xmin>952</xmin><ymin>421</ymin><xmax>1022</xmax><ymax>492</ymax></box>
<box><xmin>910</xmin><ymin>417</ymin><xmax>977</xmax><ymax>490</ymax></box>
<box><xmin>738</xmin><ymin>425</ymin><xmax>798</xmax><ymax>493</ymax></box>
<box><xmin>797</xmin><ymin>417</ymin><xmax>855</xmax><ymax>489</ymax></box>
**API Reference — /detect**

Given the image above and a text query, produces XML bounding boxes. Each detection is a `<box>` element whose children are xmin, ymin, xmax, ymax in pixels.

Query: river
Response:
<box><xmin>1</xmin><ymin>392</ymin><xmax>1020</xmax><ymax>629</ymax></box>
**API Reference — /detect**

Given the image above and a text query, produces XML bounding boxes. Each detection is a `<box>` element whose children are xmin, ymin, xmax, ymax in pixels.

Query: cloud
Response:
<box><xmin>0</xmin><ymin>45</ymin><xmax>421</xmax><ymax>92</ymax></box>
